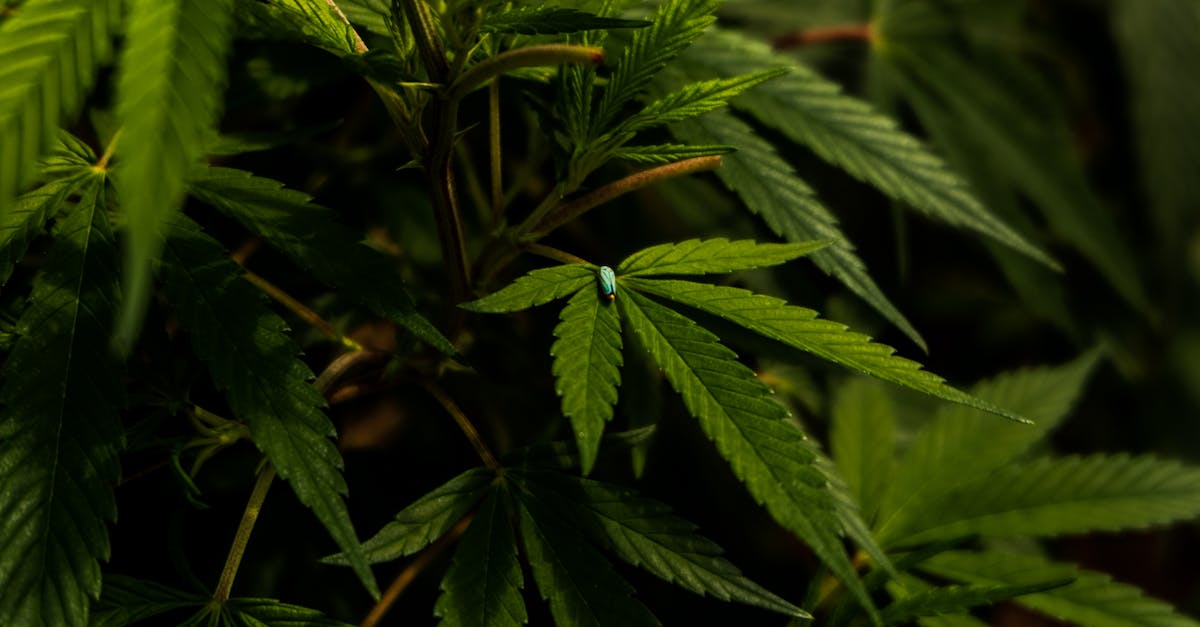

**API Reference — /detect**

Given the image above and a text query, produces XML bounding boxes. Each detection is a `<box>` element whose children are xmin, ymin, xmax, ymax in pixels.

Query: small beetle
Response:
<box><xmin>597</xmin><ymin>266</ymin><xmax>616</xmax><ymax>301</ymax></box>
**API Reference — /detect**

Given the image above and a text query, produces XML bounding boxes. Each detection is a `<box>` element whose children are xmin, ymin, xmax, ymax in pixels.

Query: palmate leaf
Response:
<box><xmin>113</xmin><ymin>0</ymin><xmax>235</xmax><ymax>351</ymax></box>
<box><xmin>480</xmin><ymin>6</ymin><xmax>647</xmax><ymax>35</ymax></box>
<box><xmin>158</xmin><ymin>215</ymin><xmax>378</xmax><ymax>598</ymax></box>
<box><xmin>518</xmin><ymin>470</ymin><xmax>808</xmax><ymax>618</ymax></box>
<box><xmin>0</xmin><ymin>0</ymin><xmax>117</xmax><ymax>209</ymax></box>
<box><xmin>616</xmin><ymin>237</ymin><xmax>830</xmax><ymax>277</ymax></box>
<box><xmin>830</xmin><ymin>378</ymin><xmax>896</xmax><ymax>523</ymax></box>
<box><xmin>0</xmin><ymin>172</ymin><xmax>90</xmax><ymax>284</ymax></box>
<box><xmin>617</xmin><ymin>289</ymin><xmax>877</xmax><ymax>620</ymax></box>
<box><xmin>624</xmin><ymin>278</ymin><xmax>1026</xmax><ymax>423</ymax></box>
<box><xmin>0</xmin><ymin>176</ymin><xmax>124</xmax><ymax>627</ymax></box>
<box><xmin>874</xmin><ymin>39</ymin><xmax>1148</xmax><ymax>312</ymax></box>
<box><xmin>661</xmin><ymin>104</ymin><xmax>926</xmax><ymax>349</ymax></box>
<box><xmin>325</xmin><ymin>467</ymin><xmax>493</xmax><ymax>565</ymax></box>
<box><xmin>591</xmin><ymin>0</ymin><xmax>718</xmax><ymax>135</ymax></box>
<box><xmin>434</xmin><ymin>488</ymin><xmax>527</xmax><ymax>627</ymax></box>
<box><xmin>237</xmin><ymin>0</ymin><xmax>359</xmax><ymax>55</ymax></box>
<box><xmin>224</xmin><ymin>598</ymin><xmax>353</xmax><ymax>626</ymax></box>
<box><xmin>881</xmin><ymin>574</ymin><xmax>1069</xmax><ymax>626</ymax></box>
<box><xmin>614</xmin><ymin>69</ymin><xmax>787</xmax><ymax>137</ymax></box>
<box><xmin>922</xmin><ymin>550</ymin><xmax>1200</xmax><ymax>627</ymax></box>
<box><xmin>551</xmin><ymin>288</ymin><xmax>623</xmax><ymax>474</ymax></box>
<box><xmin>894</xmin><ymin>454</ymin><xmax>1200</xmax><ymax>546</ymax></box>
<box><xmin>874</xmin><ymin>351</ymin><xmax>1102</xmax><ymax>545</ymax></box>
<box><xmin>461</xmin><ymin>264</ymin><xmax>594</xmax><ymax>313</ymax></box>
<box><xmin>611</xmin><ymin>143</ymin><xmax>734</xmax><ymax>164</ymax></box>
<box><xmin>674</xmin><ymin>29</ymin><xmax>1057</xmax><ymax>270</ymax></box>
<box><xmin>91</xmin><ymin>576</ymin><xmax>204</xmax><ymax>627</ymax></box>
<box><xmin>187</xmin><ymin>166</ymin><xmax>458</xmax><ymax>358</ymax></box>
<box><xmin>513</xmin><ymin>480</ymin><xmax>659</xmax><ymax>627</ymax></box>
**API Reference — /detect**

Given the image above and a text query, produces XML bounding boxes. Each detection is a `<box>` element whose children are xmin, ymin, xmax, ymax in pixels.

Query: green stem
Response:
<box><xmin>210</xmin><ymin>464</ymin><xmax>276</xmax><ymax>606</ymax></box>
<box><xmin>402</xmin><ymin>0</ymin><xmax>449</xmax><ymax>81</ymax></box>
<box><xmin>524</xmin><ymin>243</ymin><xmax>591</xmax><ymax>266</ymax></box>
<box><xmin>447</xmin><ymin>44</ymin><xmax>603</xmax><ymax>102</ymax></box>
<box><xmin>489</xmin><ymin>78</ymin><xmax>503</xmax><ymax>225</ymax></box>
<box><xmin>94</xmin><ymin>128</ymin><xmax>122</xmax><ymax>171</ymax></box>
<box><xmin>241</xmin><ymin>268</ymin><xmax>362</xmax><ymax>351</ymax></box>
<box><xmin>525</xmin><ymin>155</ymin><xmax>723</xmax><ymax>239</ymax></box>
<box><xmin>421</xmin><ymin>381</ymin><xmax>501</xmax><ymax>472</ymax></box>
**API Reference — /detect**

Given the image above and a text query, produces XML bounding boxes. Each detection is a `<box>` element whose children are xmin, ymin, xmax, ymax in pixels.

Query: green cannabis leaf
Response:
<box><xmin>0</xmin><ymin>0</ymin><xmax>117</xmax><ymax>208</ymax></box>
<box><xmin>187</xmin><ymin>166</ymin><xmax>459</xmax><ymax>357</ymax></box>
<box><xmin>434</xmin><ymin>488</ymin><xmax>527</xmax><ymax>627</ymax></box>
<box><xmin>159</xmin><ymin>215</ymin><xmax>378</xmax><ymax>597</ymax></box>
<box><xmin>551</xmin><ymin>288</ymin><xmax>623</xmax><ymax>474</ymax></box>
<box><xmin>328</xmin><ymin>467</ymin><xmax>493</xmax><ymax>565</ymax></box>
<box><xmin>113</xmin><ymin>0</ymin><xmax>235</xmax><ymax>352</ymax></box>
<box><xmin>480</xmin><ymin>6</ymin><xmax>647</xmax><ymax>35</ymax></box>
<box><xmin>921</xmin><ymin>550</ymin><xmax>1200</xmax><ymax>627</ymax></box>
<box><xmin>0</xmin><ymin>175</ymin><xmax>124</xmax><ymax>627</ymax></box>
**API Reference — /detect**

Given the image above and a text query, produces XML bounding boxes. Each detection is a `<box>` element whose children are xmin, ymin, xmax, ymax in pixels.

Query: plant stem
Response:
<box><xmin>524</xmin><ymin>243</ymin><xmax>591</xmax><ymax>266</ymax></box>
<box><xmin>359</xmin><ymin>513</ymin><xmax>475</xmax><ymax>627</ymax></box>
<box><xmin>489</xmin><ymin>78</ymin><xmax>503</xmax><ymax>225</ymax></box>
<box><xmin>421</xmin><ymin>381</ymin><xmax>501</xmax><ymax>472</ymax></box>
<box><xmin>773</xmin><ymin>23</ymin><xmax>875</xmax><ymax>49</ymax></box>
<box><xmin>241</xmin><ymin>269</ymin><xmax>363</xmax><ymax>351</ymax></box>
<box><xmin>402</xmin><ymin>0</ymin><xmax>450</xmax><ymax>81</ymax></box>
<box><xmin>323</xmin><ymin>0</ymin><xmax>367</xmax><ymax>53</ymax></box>
<box><xmin>210</xmin><ymin>464</ymin><xmax>276</xmax><ymax>606</ymax></box>
<box><xmin>525</xmin><ymin>155</ymin><xmax>723</xmax><ymax>239</ymax></box>
<box><xmin>94</xmin><ymin>128</ymin><xmax>122</xmax><ymax>171</ymax></box>
<box><xmin>447</xmin><ymin>44</ymin><xmax>603</xmax><ymax>102</ymax></box>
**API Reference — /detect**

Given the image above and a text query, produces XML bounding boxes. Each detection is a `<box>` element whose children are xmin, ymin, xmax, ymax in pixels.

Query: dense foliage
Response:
<box><xmin>1</xmin><ymin>0</ymin><xmax>1199</xmax><ymax>625</ymax></box>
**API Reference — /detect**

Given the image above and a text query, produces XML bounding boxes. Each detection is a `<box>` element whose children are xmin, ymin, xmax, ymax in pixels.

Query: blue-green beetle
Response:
<box><xmin>598</xmin><ymin>266</ymin><xmax>616</xmax><ymax>301</ymax></box>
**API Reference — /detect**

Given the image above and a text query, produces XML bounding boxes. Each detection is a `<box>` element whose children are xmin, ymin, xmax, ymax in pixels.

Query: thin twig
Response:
<box><xmin>241</xmin><ymin>269</ymin><xmax>362</xmax><ymax>350</ymax></box>
<box><xmin>773</xmin><ymin>23</ymin><xmax>875</xmax><ymax>50</ymax></box>
<box><xmin>421</xmin><ymin>381</ymin><xmax>501</xmax><ymax>472</ymax></box>
<box><xmin>210</xmin><ymin>465</ymin><xmax>276</xmax><ymax>605</ymax></box>
<box><xmin>359</xmin><ymin>513</ymin><xmax>475</xmax><ymax>627</ymax></box>
<box><xmin>323</xmin><ymin>0</ymin><xmax>368</xmax><ymax>53</ymax></box>
<box><xmin>489</xmin><ymin>78</ymin><xmax>503</xmax><ymax>224</ymax></box>
<box><xmin>94</xmin><ymin>128</ymin><xmax>123</xmax><ymax>171</ymax></box>
<box><xmin>524</xmin><ymin>243</ymin><xmax>591</xmax><ymax>266</ymax></box>
<box><xmin>526</xmin><ymin>155</ymin><xmax>723</xmax><ymax>239</ymax></box>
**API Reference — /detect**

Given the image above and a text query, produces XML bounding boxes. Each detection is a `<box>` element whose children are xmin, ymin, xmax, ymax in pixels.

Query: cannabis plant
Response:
<box><xmin>2</xmin><ymin>0</ymin><xmax>1198</xmax><ymax>625</ymax></box>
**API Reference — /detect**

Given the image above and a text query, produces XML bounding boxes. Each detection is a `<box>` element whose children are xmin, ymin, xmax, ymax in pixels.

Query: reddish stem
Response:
<box><xmin>773</xmin><ymin>23</ymin><xmax>875</xmax><ymax>50</ymax></box>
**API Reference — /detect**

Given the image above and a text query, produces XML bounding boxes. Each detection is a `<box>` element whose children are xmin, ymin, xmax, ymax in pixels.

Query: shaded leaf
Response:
<box><xmin>896</xmin><ymin>455</ymin><xmax>1200</xmax><ymax>545</ymax></box>
<box><xmin>521</xmin><ymin>471</ymin><xmax>808</xmax><ymax>618</ymax></box>
<box><xmin>661</xmin><ymin>105</ymin><xmax>926</xmax><ymax>349</ymax></box>
<box><xmin>326</xmin><ymin>467</ymin><xmax>493</xmax><ymax>565</ymax></box>
<box><xmin>875</xmin><ymin>351</ymin><xmax>1103</xmax><ymax>545</ymax></box>
<box><xmin>0</xmin><ymin>176</ymin><xmax>124</xmax><ymax>627</ymax></box>
<box><xmin>514</xmin><ymin>481</ymin><xmax>659</xmax><ymax>627</ymax></box>
<box><xmin>91</xmin><ymin>575</ymin><xmax>204</xmax><ymax>627</ymax></box>
<box><xmin>481</xmin><ymin>6</ymin><xmax>647</xmax><ymax>35</ymax></box>
<box><xmin>617</xmin><ymin>289</ymin><xmax>876</xmax><ymax>620</ymax></box>
<box><xmin>617</xmin><ymin>237</ymin><xmax>830</xmax><ymax>277</ymax></box>
<box><xmin>461</xmin><ymin>264</ymin><xmax>594</xmax><ymax>313</ymax></box>
<box><xmin>922</xmin><ymin>550</ymin><xmax>1200</xmax><ymax>627</ymax></box>
<box><xmin>434</xmin><ymin>489</ymin><xmax>526</xmax><ymax>627</ymax></box>
<box><xmin>236</xmin><ymin>0</ymin><xmax>359</xmax><ymax>54</ymax></box>
<box><xmin>592</xmin><ymin>0</ymin><xmax>718</xmax><ymax>134</ymax></box>
<box><xmin>113</xmin><ymin>0</ymin><xmax>235</xmax><ymax>351</ymax></box>
<box><xmin>188</xmin><ymin>166</ymin><xmax>458</xmax><ymax>357</ymax></box>
<box><xmin>0</xmin><ymin>173</ymin><xmax>90</xmax><ymax>285</ymax></box>
<box><xmin>881</xmin><ymin>576</ymin><xmax>1069</xmax><ymax>625</ymax></box>
<box><xmin>611</xmin><ymin>143</ymin><xmax>734</xmax><ymax>164</ymax></box>
<box><xmin>830</xmin><ymin>377</ymin><xmax>896</xmax><ymax>523</ymax></box>
<box><xmin>159</xmin><ymin>215</ymin><xmax>377</xmax><ymax>597</ymax></box>
<box><xmin>226</xmin><ymin>598</ymin><xmax>353</xmax><ymax>626</ymax></box>
<box><xmin>616</xmin><ymin>69</ymin><xmax>786</xmax><ymax>137</ymax></box>
<box><xmin>676</xmin><ymin>28</ymin><xmax>1056</xmax><ymax>269</ymax></box>
<box><xmin>626</xmin><ymin>278</ymin><xmax>1025</xmax><ymax>422</ymax></box>
<box><xmin>0</xmin><ymin>0</ymin><xmax>117</xmax><ymax>208</ymax></box>
<box><xmin>552</xmin><ymin>288</ymin><xmax>623</xmax><ymax>474</ymax></box>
